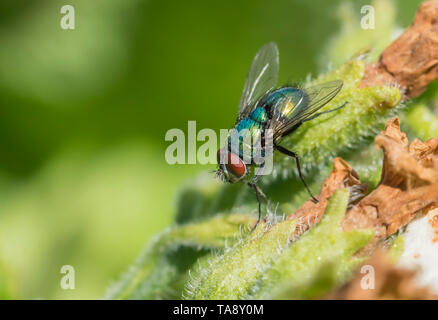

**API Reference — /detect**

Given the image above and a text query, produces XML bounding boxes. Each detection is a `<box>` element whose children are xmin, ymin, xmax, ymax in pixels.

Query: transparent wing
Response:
<box><xmin>237</xmin><ymin>42</ymin><xmax>279</xmax><ymax>121</ymax></box>
<box><xmin>271</xmin><ymin>80</ymin><xmax>343</xmax><ymax>140</ymax></box>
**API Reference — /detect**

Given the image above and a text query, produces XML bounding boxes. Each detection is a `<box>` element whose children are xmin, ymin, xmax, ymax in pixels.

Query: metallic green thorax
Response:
<box><xmin>229</xmin><ymin>107</ymin><xmax>267</xmax><ymax>161</ymax></box>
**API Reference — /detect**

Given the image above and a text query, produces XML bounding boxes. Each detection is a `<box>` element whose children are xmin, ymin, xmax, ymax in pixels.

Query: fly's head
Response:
<box><xmin>216</xmin><ymin>148</ymin><xmax>247</xmax><ymax>184</ymax></box>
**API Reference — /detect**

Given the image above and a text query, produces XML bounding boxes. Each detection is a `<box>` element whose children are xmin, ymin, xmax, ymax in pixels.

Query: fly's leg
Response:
<box><xmin>252</xmin><ymin>162</ymin><xmax>274</xmax><ymax>214</ymax></box>
<box><xmin>275</xmin><ymin>145</ymin><xmax>318</xmax><ymax>203</ymax></box>
<box><xmin>247</xmin><ymin>181</ymin><xmax>268</xmax><ymax>231</ymax></box>
<box><xmin>252</xmin><ymin>161</ymin><xmax>266</xmax><ymax>184</ymax></box>
<box><xmin>301</xmin><ymin>102</ymin><xmax>348</xmax><ymax>123</ymax></box>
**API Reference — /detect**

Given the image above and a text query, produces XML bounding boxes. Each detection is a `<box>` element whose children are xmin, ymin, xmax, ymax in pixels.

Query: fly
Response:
<box><xmin>216</xmin><ymin>42</ymin><xmax>347</xmax><ymax>229</ymax></box>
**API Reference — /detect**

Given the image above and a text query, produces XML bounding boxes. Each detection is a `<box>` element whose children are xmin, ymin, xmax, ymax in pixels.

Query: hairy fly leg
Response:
<box><xmin>247</xmin><ymin>182</ymin><xmax>268</xmax><ymax>231</ymax></box>
<box><xmin>275</xmin><ymin>145</ymin><xmax>318</xmax><ymax>203</ymax></box>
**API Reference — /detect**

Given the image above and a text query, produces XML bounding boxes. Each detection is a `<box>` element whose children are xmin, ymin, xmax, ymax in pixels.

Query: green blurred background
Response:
<box><xmin>0</xmin><ymin>0</ymin><xmax>423</xmax><ymax>299</ymax></box>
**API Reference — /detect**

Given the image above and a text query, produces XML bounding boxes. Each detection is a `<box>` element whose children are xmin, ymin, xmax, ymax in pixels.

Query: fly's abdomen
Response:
<box><xmin>263</xmin><ymin>87</ymin><xmax>308</xmax><ymax>119</ymax></box>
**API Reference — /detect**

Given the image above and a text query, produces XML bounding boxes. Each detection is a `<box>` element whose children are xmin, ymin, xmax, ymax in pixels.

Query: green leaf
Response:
<box><xmin>184</xmin><ymin>189</ymin><xmax>372</xmax><ymax>300</ymax></box>
<box><xmin>252</xmin><ymin>188</ymin><xmax>373</xmax><ymax>299</ymax></box>
<box><xmin>185</xmin><ymin>218</ymin><xmax>298</xmax><ymax>299</ymax></box>
<box><xmin>106</xmin><ymin>214</ymin><xmax>254</xmax><ymax>299</ymax></box>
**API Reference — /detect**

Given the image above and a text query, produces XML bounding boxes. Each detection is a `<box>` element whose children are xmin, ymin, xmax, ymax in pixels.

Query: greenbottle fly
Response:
<box><xmin>216</xmin><ymin>42</ymin><xmax>346</xmax><ymax>228</ymax></box>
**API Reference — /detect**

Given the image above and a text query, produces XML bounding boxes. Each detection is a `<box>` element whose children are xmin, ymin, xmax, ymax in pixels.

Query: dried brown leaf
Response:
<box><xmin>360</xmin><ymin>0</ymin><xmax>438</xmax><ymax>99</ymax></box>
<box><xmin>342</xmin><ymin>117</ymin><xmax>438</xmax><ymax>249</ymax></box>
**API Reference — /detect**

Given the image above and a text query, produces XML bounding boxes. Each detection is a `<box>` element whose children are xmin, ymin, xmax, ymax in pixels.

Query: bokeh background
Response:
<box><xmin>0</xmin><ymin>0</ymin><xmax>424</xmax><ymax>299</ymax></box>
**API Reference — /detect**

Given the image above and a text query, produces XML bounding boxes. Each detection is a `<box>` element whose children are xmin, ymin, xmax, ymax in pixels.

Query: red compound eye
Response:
<box><xmin>226</xmin><ymin>160</ymin><xmax>246</xmax><ymax>178</ymax></box>
<box><xmin>217</xmin><ymin>149</ymin><xmax>247</xmax><ymax>178</ymax></box>
<box><xmin>225</xmin><ymin>153</ymin><xmax>246</xmax><ymax>178</ymax></box>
